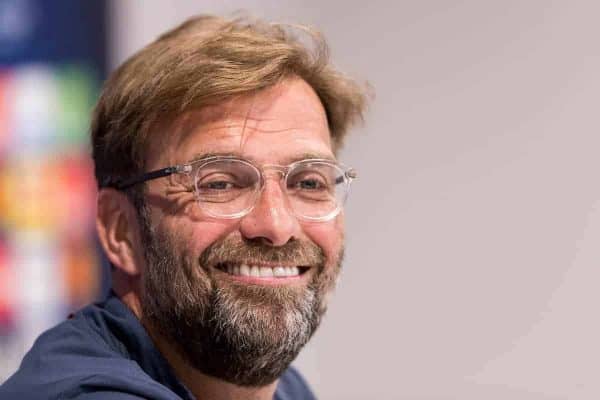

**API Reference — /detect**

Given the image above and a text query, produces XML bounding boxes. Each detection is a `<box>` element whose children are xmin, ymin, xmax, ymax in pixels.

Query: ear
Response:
<box><xmin>96</xmin><ymin>188</ymin><xmax>143</xmax><ymax>277</ymax></box>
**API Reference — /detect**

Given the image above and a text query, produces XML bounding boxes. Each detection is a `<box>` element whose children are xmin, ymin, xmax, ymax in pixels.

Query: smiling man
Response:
<box><xmin>0</xmin><ymin>15</ymin><xmax>367</xmax><ymax>400</ymax></box>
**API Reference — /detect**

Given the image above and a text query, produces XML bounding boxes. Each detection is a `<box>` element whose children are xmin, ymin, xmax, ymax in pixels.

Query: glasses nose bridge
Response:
<box><xmin>253</xmin><ymin>164</ymin><xmax>293</xmax><ymax>216</ymax></box>
<box><xmin>260</xmin><ymin>164</ymin><xmax>289</xmax><ymax>185</ymax></box>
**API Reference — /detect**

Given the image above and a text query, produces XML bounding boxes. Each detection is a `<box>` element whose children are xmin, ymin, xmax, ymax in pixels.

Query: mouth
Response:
<box><xmin>215</xmin><ymin>262</ymin><xmax>311</xmax><ymax>281</ymax></box>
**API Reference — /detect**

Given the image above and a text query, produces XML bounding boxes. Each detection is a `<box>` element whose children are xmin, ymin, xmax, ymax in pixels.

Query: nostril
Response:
<box><xmin>255</xmin><ymin>237</ymin><xmax>275</xmax><ymax>246</ymax></box>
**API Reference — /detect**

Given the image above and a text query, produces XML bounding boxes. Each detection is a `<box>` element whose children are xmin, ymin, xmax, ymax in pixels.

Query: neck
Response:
<box><xmin>146</xmin><ymin>321</ymin><xmax>278</xmax><ymax>400</ymax></box>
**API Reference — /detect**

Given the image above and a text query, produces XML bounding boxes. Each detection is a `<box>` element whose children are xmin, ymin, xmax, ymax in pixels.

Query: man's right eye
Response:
<box><xmin>197</xmin><ymin>171</ymin><xmax>240</xmax><ymax>190</ymax></box>
<box><xmin>203</xmin><ymin>181</ymin><xmax>234</xmax><ymax>190</ymax></box>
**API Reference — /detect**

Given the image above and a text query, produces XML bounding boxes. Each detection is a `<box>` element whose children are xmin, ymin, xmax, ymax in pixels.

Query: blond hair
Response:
<box><xmin>92</xmin><ymin>14</ymin><xmax>369</xmax><ymax>188</ymax></box>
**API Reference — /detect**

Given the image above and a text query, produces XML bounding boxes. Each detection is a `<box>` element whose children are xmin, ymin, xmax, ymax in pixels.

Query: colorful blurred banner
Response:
<box><xmin>0</xmin><ymin>0</ymin><xmax>107</xmax><ymax>381</ymax></box>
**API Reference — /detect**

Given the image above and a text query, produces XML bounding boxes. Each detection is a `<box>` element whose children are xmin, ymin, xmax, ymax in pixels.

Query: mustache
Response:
<box><xmin>199</xmin><ymin>236</ymin><xmax>325</xmax><ymax>267</ymax></box>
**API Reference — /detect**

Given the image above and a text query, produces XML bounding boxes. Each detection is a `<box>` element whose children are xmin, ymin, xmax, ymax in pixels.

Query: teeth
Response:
<box><xmin>223</xmin><ymin>264</ymin><xmax>302</xmax><ymax>278</ymax></box>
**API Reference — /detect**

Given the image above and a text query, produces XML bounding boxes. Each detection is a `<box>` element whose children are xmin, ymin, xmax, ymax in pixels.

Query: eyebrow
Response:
<box><xmin>187</xmin><ymin>151</ymin><xmax>336</xmax><ymax>164</ymax></box>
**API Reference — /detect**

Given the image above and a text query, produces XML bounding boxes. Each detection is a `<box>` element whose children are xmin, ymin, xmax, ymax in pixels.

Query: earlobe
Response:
<box><xmin>96</xmin><ymin>188</ymin><xmax>142</xmax><ymax>277</ymax></box>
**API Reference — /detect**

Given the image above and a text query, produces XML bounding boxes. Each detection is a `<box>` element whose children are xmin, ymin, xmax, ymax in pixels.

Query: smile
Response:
<box><xmin>215</xmin><ymin>263</ymin><xmax>309</xmax><ymax>278</ymax></box>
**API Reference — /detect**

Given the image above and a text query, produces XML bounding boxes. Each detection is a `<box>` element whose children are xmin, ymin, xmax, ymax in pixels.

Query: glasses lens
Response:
<box><xmin>286</xmin><ymin>161</ymin><xmax>348</xmax><ymax>220</ymax></box>
<box><xmin>194</xmin><ymin>159</ymin><xmax>260</xmax><ymax>217</ymax></box>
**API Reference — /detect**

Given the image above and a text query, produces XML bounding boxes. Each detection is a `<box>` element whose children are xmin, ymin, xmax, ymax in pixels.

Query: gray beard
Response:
<box><xmin>137</xmin><ymin>210</ymin><xmax>341</xmax><ymax>386</ymax></box>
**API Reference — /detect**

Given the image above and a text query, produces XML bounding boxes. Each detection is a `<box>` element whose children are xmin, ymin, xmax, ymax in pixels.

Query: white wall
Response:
<box><xmin>110</xmin><ymin>1</ymin><xmax>600</xmax><ymax>399</ymax></box>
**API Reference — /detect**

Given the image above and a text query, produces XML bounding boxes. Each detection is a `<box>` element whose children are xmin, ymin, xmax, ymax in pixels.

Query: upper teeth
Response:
<box><xmin>225</xmin><ymin>264</ymin><xmax>300</xmax><ymax>278</ymax></box>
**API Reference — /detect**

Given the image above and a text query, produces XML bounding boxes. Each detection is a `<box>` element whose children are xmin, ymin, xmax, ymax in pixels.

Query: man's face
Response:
<box><xmin>137</xmin><ymin>78</ymin><xmax>345</xmax><ymax>386</ymax></box>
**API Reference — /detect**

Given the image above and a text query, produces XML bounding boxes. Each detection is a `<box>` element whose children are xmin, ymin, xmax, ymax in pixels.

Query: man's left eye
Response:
<box><xmin>289</xmin><ymin>178</ymin><xmax>328</xmax><ymax>191</ymax></box>
<box><xmin>297</xmin><ymin>179</ymin><xmax>322</xmax><ymax>189</ymax></box>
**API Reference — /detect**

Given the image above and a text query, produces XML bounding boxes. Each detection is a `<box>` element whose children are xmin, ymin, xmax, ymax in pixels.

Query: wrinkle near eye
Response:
<box><xmin>162</xmin><ymin>181</ymin><xmax>197</xmax><ymax>216</ymax></box>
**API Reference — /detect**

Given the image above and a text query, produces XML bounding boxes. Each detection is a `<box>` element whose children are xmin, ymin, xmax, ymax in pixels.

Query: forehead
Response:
<box><xmin>147</xmin><ymin>78</ymin><xmax>333</xmax><ymax>167</ymax></box>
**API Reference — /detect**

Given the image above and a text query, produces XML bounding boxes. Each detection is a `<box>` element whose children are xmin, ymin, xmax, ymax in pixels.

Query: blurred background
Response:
<box><xmin>1</xmin><ymin>1</ymin><xmax>600</xmax><ymax>399</ymax></box>
<box><xmin>0</xmin><ymin>0</ymin><xmax>106</xmax><ymax>380</ymax></box>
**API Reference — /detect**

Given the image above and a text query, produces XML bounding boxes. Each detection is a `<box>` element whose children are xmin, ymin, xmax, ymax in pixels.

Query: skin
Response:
<box><xmin>96</xmin><ymin>77</ymin><xmax>344</xmax><ymax>400</ymax></box>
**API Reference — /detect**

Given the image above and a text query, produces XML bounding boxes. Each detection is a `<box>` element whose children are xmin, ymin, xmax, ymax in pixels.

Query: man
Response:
<box><xmin>0</xmin><ymin>14</ymin><xmax>367</xmax><ymax>400</ymax></box>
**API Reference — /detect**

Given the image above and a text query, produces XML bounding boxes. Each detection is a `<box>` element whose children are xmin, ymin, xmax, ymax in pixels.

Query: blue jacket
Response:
<box><xmin>0</xmin><ymin>292</ymin><xmax>316</xmax><ymax>400</ymax></box>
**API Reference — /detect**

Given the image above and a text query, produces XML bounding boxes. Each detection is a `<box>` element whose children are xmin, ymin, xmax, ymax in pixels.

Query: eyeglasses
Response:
<box><xmin>104</xmin><ymin>156</ymin><xmax>357</xmax><ymax>221</ymax></box>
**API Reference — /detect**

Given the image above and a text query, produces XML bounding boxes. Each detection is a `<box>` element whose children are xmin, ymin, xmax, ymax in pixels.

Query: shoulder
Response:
<box><xmin>0</xmin><ymin>302</ymin><xmax>180</xmax><ymax>400</ymax></box>
<box><xmin>275</xmin><ymin>366</ymin><xmax>317</xmax><ymax>400</ymax></box>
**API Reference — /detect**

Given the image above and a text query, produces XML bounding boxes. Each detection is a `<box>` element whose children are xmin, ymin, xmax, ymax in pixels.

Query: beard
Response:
<box><xmin>137</xmin><ymin>209</ymin><xmax>343</xmax><ymax>387</ymax></box>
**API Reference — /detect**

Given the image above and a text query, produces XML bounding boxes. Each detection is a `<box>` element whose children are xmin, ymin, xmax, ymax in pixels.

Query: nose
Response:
<box><xmin>239</xmin><ymin>177</ymin><xmax>301</xmax><ymax>246</ymax></box>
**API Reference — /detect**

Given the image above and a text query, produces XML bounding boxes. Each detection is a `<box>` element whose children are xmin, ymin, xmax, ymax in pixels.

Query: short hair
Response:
<box><xmin>91</xmin><ymin>14</ymin><xmax>369</xmax><ymax>189</ymax></box>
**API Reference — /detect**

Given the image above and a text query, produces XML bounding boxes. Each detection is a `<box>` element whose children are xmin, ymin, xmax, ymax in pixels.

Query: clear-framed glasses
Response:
<box><xmin>103</xmin><ymin>156</ymin><xmax>357</xmax><ymax>222</ymax></box>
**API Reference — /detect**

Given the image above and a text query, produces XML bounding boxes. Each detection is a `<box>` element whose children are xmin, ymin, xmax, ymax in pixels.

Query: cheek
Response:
<box><xmin>302</xmin><ymin>216</ymin><xmax>344</xmax><ymax>264</ymax></box>
<box><xmin>163</xmin><ymin>216</ymin><xmax>240</xmax><ymax>257</ymax></box>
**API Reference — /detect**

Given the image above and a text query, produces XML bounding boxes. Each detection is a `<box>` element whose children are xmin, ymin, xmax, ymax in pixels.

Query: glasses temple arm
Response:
<box><xmin>335</xmin><ymin>168</ymin><xmax>357</xmax><ymax>185</ymax></box>
<box><xmin>106</xmin><ymin>166</ymin><xmax>179</xmax><ymax>190</ymax></box>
